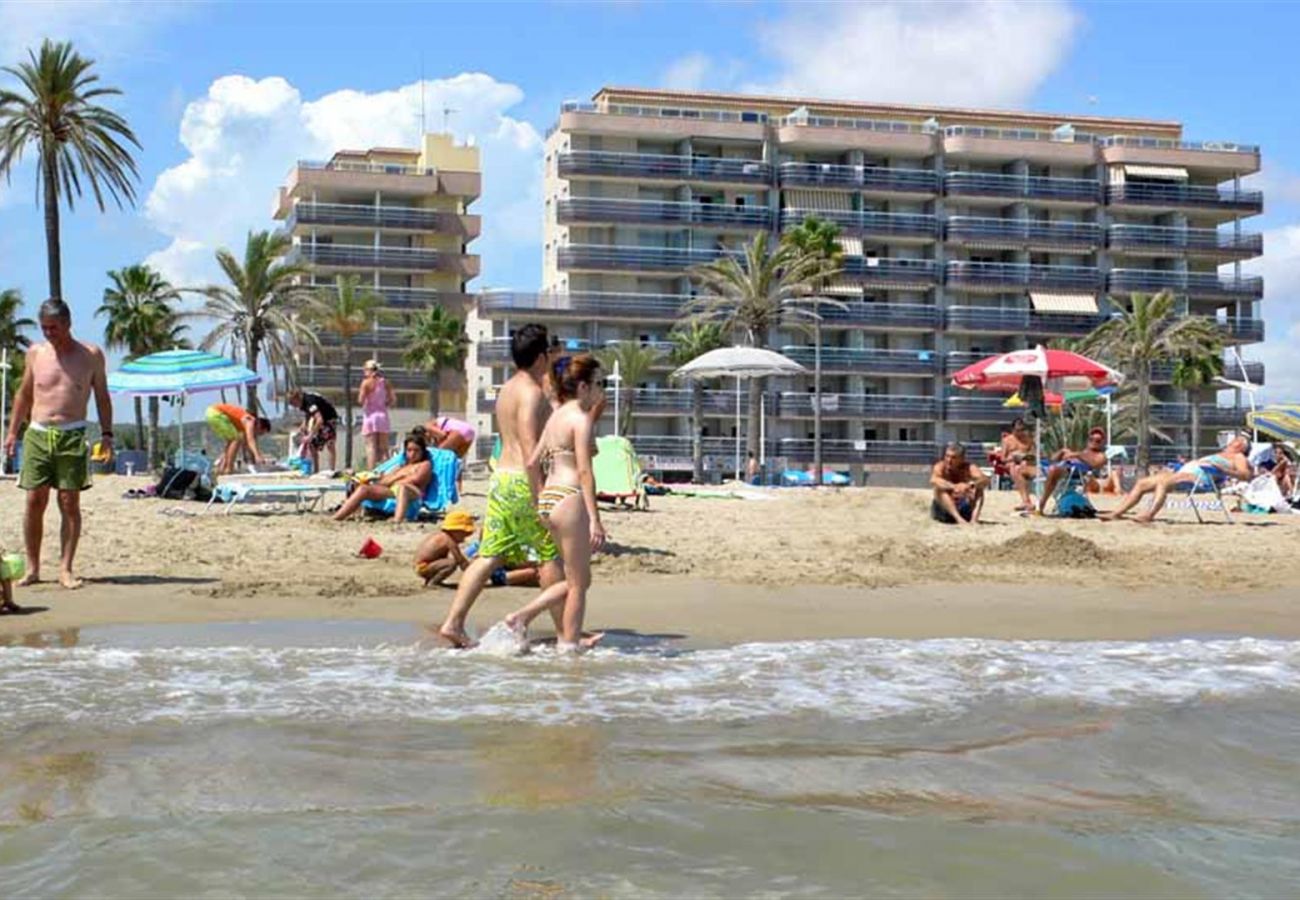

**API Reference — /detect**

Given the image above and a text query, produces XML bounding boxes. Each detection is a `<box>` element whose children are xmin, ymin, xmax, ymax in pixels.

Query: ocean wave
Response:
<box><xmin>0</xmin><ymin>637</ymin><xmax>1297</xmax><ymax>727</ymax></box>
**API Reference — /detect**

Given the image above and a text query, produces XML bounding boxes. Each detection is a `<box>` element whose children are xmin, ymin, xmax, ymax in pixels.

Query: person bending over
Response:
<box><xmin>414</xmin><ymin>510</ymin><xmax>478</xmax><ymax>586</ymax></box>
<box><xmin>332</xmin><ymin>431</ymin><xmax>432</xmax><ymax>522</ymax></box>
<box><xmin>287</xmin><ymin>388</ymin><xmax>340</xmax><ymax>473</ymax></box>
<box><xmin>930</xmin><ymin>441</ymin><xmax>989</xmax><ymax>526</ymax></box>
<box><xmin>207</xmin><ymin>403</ymin><xmax>270</xmax><ymax>476</ymax></box>
<box><xmin>1100</xmin><ymin>434</ymin><xmax>1252</xmax><ymax>523</ymax></box>
<box><xmin>1036</xmin><ymin>427</ymin><xmax>1108</xmax><ymax>515</ymax></box>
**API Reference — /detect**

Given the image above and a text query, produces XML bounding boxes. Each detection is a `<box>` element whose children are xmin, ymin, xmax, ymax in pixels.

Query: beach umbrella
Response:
<box><xmin>672</xmin><ymin>346</ymin><xmax>806</xmax><ymax>480</ymax></box>
<box><xmin>1247</xmin><ymin>404</ymin><xmax>1300</xmax><ymax>442</ymax></box>
<box><xmin>108</xmin><ymin>349</ymin><xmax>261</xmax><ymax>458</ymax></box>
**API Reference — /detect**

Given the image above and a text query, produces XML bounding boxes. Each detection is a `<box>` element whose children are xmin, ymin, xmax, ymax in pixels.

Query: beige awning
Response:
<box><xmin>1122</xmin><ymin>164</ymin><xmax>1189</xmax><ymax>180</ymax></box>
<box><xmin>836</xmin><ymin>236</ymin><xmax>864</xmax><ymax>256</ymax></box>
<box><xmin>824</xmin><ymin>281</ymin><xmax>863</xmax><ymax>296</ymax></box>
<box><xmin>783</xmin><ymin>188</ymin><xmax>852</xmax><ymax>212</ymax></box>
<box><xmin>1029</xmin><ymin>292</ymin><xmax>1099</xmax><ymax>314</ymax></box>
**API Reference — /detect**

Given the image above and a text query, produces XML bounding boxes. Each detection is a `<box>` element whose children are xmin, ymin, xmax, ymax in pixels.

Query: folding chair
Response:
<box><xmin>1045</xmin><ymin>460</ymin><xmax>1097</xmax><ymax>517</ymax></box>
<box><xmin>1161</xmin><ymin>468</ymin><xmax>1234</xmax><ymax>524</ymax></box>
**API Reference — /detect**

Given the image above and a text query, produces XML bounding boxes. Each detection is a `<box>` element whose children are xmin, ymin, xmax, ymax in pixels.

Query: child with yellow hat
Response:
<box><xmin>413</xmin><ymin>510</ymin><xmax>478</xmax><ymax>587</ymax></box>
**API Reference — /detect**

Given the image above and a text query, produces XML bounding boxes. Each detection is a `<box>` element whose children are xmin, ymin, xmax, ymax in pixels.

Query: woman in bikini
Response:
<box><xmin>504</xmin><ymin>355</ymin><xmax>607</xmax><ymax>652</ymax></box>
<box><xmin>332</xmin><ymin>430</ymin><xmax>433</xmax><ymax>523</ymax></box>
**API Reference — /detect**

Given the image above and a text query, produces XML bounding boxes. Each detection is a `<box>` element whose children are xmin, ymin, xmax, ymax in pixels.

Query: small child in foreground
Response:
<box><xmin>413</xmin><ymin>511</ymin><xmax>542</xmax><ymax>589</ymax></box>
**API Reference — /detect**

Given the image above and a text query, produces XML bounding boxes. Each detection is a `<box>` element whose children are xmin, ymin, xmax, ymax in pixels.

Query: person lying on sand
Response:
<box><xmin>930</xmin><ymin>442</ymin><xmax>990</xmax><ymax>526</ymax></box>
<box><xmin>1036</xmin><ymin>427</ymin><xmax>1108</xmax><ymax>515</ymax></box>
<box><xmin>333</xmin><ymin>431</ymin><xmax>432</xmax><ymax>523</ymax></box>
<box><xmin>1100</xmin><ymin>434</ymin><xmax>1252</xmax><ymax>523</ymax></box>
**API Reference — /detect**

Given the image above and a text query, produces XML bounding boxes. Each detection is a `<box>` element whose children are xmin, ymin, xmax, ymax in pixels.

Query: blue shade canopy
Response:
<box><xmin>108</xmin><ymin>349</ymin><xmax>261</xmax><ymax>398</ymax></box>
<box><xmin>1248</xmin><ymin>404</ymin><xmax>1300</xmax><ymax>442</ymax></box>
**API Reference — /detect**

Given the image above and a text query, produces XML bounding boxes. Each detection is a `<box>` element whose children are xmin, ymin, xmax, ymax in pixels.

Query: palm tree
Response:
<box><xmin>595</xmin><ymin>340</ymin><xmax>664</xmax><ymax>437</ymax></box>
<box><xmin>305</xmin><ymin>275</ymin><xmax>381</xmax><ymax>467</ymax></box>
<box><xmin>403</xmin><ymin>306</ymin><xmax>468</xmax><ymax>416</ymax></box>
<box><xmin>1172</xmin><ymin>353</ymin><xmax>1224</xmax><ymax>459</ymax></box>
<box><xmin>1081</xmin><ymin>290</ymin><xmax>1223</xmax><ymax>470</ymax></box>
<box><xmin>781</xmin><ymin>215</ymin><xmax>844</xmax><ymax>486</ymax></box>
<box><xmin>98</xmin><ymin>265</ymin><xmax>187</xmax><ymax>464</ymax></box>
<box><xmin>1</xmin><ymin>288</ymin><xmax>34</xmax><ymax>406</ymax></box>
<box><xmin>686</xmin><ymin>230</ymin><xmax>828</xmax><ymax>458</ymax></box>
<box><xmin>668</xmin><ymin>321</ymin><xmax>727</xmax><ymax>483</ymax></box>
<box><xmin>197</xmin><ymin>230</ymin><xmax>317</xmax><ymax>414</ymax></box>
<box><xmin>0</xmin><ymin>40</ymin><xmax>140</xmax><ymax>300</ymax></box>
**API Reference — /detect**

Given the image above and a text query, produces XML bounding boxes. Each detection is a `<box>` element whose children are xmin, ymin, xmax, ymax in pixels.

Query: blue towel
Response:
<box><xmin>362</xmin><ymin>448</ymin><xmax>460</xmax><ymax>520</ymax></box>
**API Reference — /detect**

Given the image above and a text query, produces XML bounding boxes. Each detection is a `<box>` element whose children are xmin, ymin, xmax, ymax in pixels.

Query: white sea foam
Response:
<box><xmin>0</xmin><ymin>638</ymin><xmax>1297</xmax><ymax>727</ymax></box>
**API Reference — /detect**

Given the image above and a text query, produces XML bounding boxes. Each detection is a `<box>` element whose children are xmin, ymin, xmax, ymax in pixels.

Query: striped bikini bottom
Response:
<box><xmin>537</xmin><ymin>484</ymin><xmax>580</xmax><ymax>519</ymax></box>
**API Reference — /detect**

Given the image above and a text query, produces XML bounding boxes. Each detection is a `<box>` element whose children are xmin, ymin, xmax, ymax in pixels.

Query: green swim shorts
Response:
<box><xmin>19</xmin><ymin>426</ymin><xmax>91</xmax><ymax>492</ymax></box>
<box><xmin>206</xmin><ymin>405</ymin><xmax>240</xmax><ymax>441</ymax></box>
<box><xmin>478</xmin><ymin>470</ymin><xmax>558</xmax><ymax>566</ymax></box>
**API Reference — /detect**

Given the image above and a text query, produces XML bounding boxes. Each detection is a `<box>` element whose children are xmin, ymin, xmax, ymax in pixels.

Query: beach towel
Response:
<box><xmin>361</xmin><ymin>447</ymin><xmax>461</xmax><ymax>520</ymax></box>
<box><xmin>594</xmin><ymin>435</ymin><xmax>646</xmax><ymax>509</ymax></box>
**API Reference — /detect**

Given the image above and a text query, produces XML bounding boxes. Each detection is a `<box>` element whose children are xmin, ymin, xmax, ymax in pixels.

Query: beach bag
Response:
<box><xmin>1056</xmin><ymin>491</ymin><xmax>1096</xmax><ymax>519</ymax></box>
<box><xmin>156</xmin><ymin>466</ymin><xmax>198</xmax><ymax>500</ymax></box>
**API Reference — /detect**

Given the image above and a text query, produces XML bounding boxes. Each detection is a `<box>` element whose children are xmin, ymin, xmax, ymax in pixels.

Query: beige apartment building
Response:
<box><xmin>479</xmin><ymin>87</ymin><xmax>1264</xmax><ymax>472</ymax></box>
<box><xmin>273</xmin><ymin>133</ymin><xmax>486</xmax><ymax>435</ymax></box>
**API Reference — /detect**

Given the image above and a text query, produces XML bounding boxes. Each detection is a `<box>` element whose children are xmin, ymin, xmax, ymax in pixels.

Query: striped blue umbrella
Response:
<box><xmin>1247</xmin><ymin>404</ymin><xmax>1300</xmax><ymax>442</ymax></box>
<box><xmin>108</xmin><ymin>349</ymin><xmax>260</xmax><ymax>397</ymax></box>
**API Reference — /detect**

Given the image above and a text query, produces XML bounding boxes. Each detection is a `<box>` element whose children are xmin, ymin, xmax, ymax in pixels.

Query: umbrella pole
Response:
<box><xmin>734</xmin><ymin>375</ymin><xmax>741</xmax><ymax>483</ymax></box>
<box><xmin>1105</xmin><ymin>394</ymin><xmax>1113</xmax><ymax>479</ymax></box>
<box><xmin>1</xmin><ymin>348</ymin><xmax>8</xmax><ymax>472</ymax></box>
<box><xmin>759</xmin><ymin>389</ymin><xmax>766</xmax><ymax>473</ymax></box>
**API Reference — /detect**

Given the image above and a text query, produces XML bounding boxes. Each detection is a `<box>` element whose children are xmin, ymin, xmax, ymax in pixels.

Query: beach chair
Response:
<box><xmin>594</xmin><ymin>435</ymin><xmax>647</xmax><ymax>510</ymax></box>
<box><xmin>1159</xmin><ymin>467</ymin><xmax>1234</xmax><ymax>524</ymax></box>
<box><xmin>206</xmin><ymin>479</ymin><xmax>347</xmax><ymax>515</ymax></box>
<box><xmin>360</xmin><ymin>446</ymin><xmax>461</xmax><ymax>521</ymax></box>
<box><xmin>1045</xmin><ymin>459</ymin><xmax>1097</xmax><ymax>518</ymax></box>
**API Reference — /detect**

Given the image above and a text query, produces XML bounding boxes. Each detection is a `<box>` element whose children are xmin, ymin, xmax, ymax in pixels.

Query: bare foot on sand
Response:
<box><xmin>59</xmin><ymin>571</ymin><xmax>84</xmax><ymax>590</ymax></box>
<box><xmin>1097</xmin><ymin>511</ymin><xmax>1122</xmax><ymax>521</ymax></box>
<box><xmin>17</xmin><ymin>571</ymin><xmax>40</xmax><ymax>587</ymax></box>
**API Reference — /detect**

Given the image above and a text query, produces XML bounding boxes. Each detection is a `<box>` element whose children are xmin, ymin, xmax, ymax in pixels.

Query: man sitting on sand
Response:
<box><xmin>3</xmin><ymin>299</ymin><xmax>113</xmax><ymax>589</ymax></box>
<box><xmin>1100</xmin><ymin>433</ymin><xmax>1252</xmax><ymax>523</ymax></box>
<box><xmin>1036</xmin><ymin>427</ymin><xmax>1108</xmax><ymax>516</ymax></box>
<box><xmin>206</xmin><ymin>402</ymin><xmax>270</xmax><ymax>475</ymax></box>
<box><xmin>930</xmin><ymin>441</ymin><xmax>990</xmax><ymax>526</ymax></box>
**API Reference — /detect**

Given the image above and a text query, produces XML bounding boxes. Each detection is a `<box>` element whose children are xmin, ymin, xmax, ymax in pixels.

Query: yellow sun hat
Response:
<box><xmin>441</xmin><ymin>510</ymin><xmax>477</xmax><ymax>534</ymax></box>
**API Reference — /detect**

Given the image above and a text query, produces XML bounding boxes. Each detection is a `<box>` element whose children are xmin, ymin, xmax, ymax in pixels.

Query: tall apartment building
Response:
<box><xmin>273</xmin><ymin>134</ymin><xmax>486</xmax><ymax>435</ymax></box>
<box><xmin>478</xmin><ymin>87</ymin><xmax>1264</xmax><ymax>471</ymax></box>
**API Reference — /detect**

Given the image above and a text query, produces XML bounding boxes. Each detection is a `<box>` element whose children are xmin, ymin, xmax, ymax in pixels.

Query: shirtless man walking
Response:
<box><xmin>436</xmin><ymin>324</ymin><xmax>562</xmax><ymax>647</ymax></box>
<box><xmin>3</xmin><ymin>299</ymin><xmax>114</xmax><ymax>589</ymax></box>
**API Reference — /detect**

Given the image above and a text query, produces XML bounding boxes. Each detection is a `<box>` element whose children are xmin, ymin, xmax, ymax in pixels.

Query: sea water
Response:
<box><xmin>1</xmin><ymin>622</ymin><xmax>1298</xmax><ymax>897</ymax></box>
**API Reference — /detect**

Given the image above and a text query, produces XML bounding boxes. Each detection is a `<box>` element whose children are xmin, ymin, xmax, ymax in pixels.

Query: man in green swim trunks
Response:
<box><xmin>437</xmin><ymin>323</ymin><xmax>561</xmax><ymax>647</ymax></box>
<box><xmin>3</xmin><ymin>299</ymin><xmax>114</xmax><ymax>590</ymax></box>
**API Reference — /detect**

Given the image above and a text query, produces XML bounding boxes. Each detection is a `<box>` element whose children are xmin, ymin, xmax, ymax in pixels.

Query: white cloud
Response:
<box><xmin>698</xmin><ymin>0</ymin><xmax>1079</xmax><ymax>108</ymax></box>
<box><xmin>662</xmin><ymin>53</ymin><xmax>713</xmax><ymax>92</ymax></box>
<box><xmin>143</xmin><ymin>72</ymin><xmax>543</xmax><ymax>288</ymax></box>
<box><xmin>0</xmin><ymin>0</ymin><xmax>192</xmax><ymax>61</ymax></box>
<box><xmin>1242</xmin><ymin>225</ymin><xmax>1300</xmax><ymax>404</ymax></box>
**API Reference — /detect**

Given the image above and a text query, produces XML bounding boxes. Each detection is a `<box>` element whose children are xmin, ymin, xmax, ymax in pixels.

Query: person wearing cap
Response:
<box><xmin>358</xmin><ymin>359</ymin><xmax>395</xmax><ymax>470</ymax></box>
<box><xmin>1035</xmin><ymin>427</ymin><xmax>1109</xmax><ymax>516</ymax></box>
<box><xmin>413</xmin><ymin>510</ymin><xmax>478</xmax><ymax>586</ymax></box>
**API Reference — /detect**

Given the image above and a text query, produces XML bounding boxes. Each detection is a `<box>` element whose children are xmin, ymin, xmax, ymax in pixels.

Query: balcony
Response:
<box><xmin>628</xmin><ymin>389</ymin><xmax>757</xmax><ymax>416</ymax></box>
<box><xmin>1217</xmin><ymin>318</ymin><xmax>1265</xmax><ymax>343</ymax></box>
<box><xmin>942</xmin><ymin>126</ymin><xmax>1098</xmax><ymax>165</ymax></box>
<box><xmin>284</xmin><ymin>160</ymin><xmax>478</xmax><ymax>203</ymax></box>
<box><xmin>286</xmin><ymin>202</ymin><xmax>480</xmax><ymax>238</ymax></box>
<box><xmin>944</xmin><ymin>306</ymin><xmax>1106</xmax><ymax>337</ymax></box>
<box><xmin>557</xmin><ymin>197</ymin><xmax>771</xmax><ymax>230</ymax></box>
<box><xmin>1150</xmin><ymin>360</ymin><xmax>1264</xmax><ymax>385</ymax></box>
<box><xmin>944</xmin><ymin>216</ymin><xmax>1101</xmax><ymax>251</ymax></box>
<box><xmin>318</xmin><ymin>326</ymin><xmax>407</xmax><ymax>350</ymax></box>
<box><xmin>1150</xmin><ymin>404</ymin><xmax>1252</xmax><ymax>427</ymax></box>
<box><xmin>780</xmin><ymin>345</ymin><xmax>939</xmax><ymax>377</ymax></box>
<box><xmin>301</xmin><ymin>367</ymin><xmax>429</xmax><ymax>391</ymax></box>
<box><xmin>778</xmin><ymin>393</ymin><xmax>938</xmax><ymax>420</ymax></box>
<box><xmin>1097</xmin><ymin>136</ymin><xmax>1260</xmax><ymax>176</ymax></box>
<box><xmin>774</xmin><ymin>114</ymin><xmax>935</xmax><ymax>156</ymax></box>
<box><xmin>289</xmin><ymin>244</ymin><xmax>479</xmax><ymax>278</ymax></box>
<box><xmin>557</xmin><ymin>150</ymin><xmax>771</xmax><ymax>185</ymax></box>
<box><xmin>778</xmin><ymin>162</ymin><xmax>938</xmax><ymax>195</ymax></box>
<box><xmin>1107</xmin><ymin>269</ymin><xmax>1263</xmax><ymax>300</ymax></box>
<box><xmin>945</xmin><ymin>261</ymin><xmax>1102</xmax><ymax>293</ymax></box>
<box><xmin>773</xmin><ymin>439</ymin><xmax>938</xmax><ymax>465</ymax></box>
<box><xmin>839</xmin><ymin>257</ymin><xmax>938</xmax><ymax>288</ymax></box>
<box><xmin>820</xmin><ymin>302</ymin><xmax>940</xmax><ymax>330</ymax></box>
<box><xmin>1106</xmin><ymin>182</ymin><xmax>1263</xmax><ymax>214</ymax></box>
<box><xmin>1107</xmin><ymin>225</ymin><xmax>1262</xmax><ymax>260</ymax></box>
<box><xmin>944</xmin><ymin>352</ymin><xmax>991</xmax><ymax>375</ymax></box>
<box><xmin>944</xmin><ymin>396</ymin><xmax>1019</xmax><ymax>423</ymax></box>
<box><xmin>478</xmin><ymin>291</ymin><xmax>686</xmax><ymax>323</ymax></box>
<box><xmin>781</xmin><ymin>209</ymin><xmax>937</xmax><ymax>242</ymax></box>
<box><xmin>557</xmin><ymin>244</ymin><xmax>737</xmax><ymax>273</ymax></box>
<box><xmin>944</xmin><ymin>171</ymin><xmax>1100</xmax><ymax>204</ymax></box>
<box><xmin>555</xmin><ymin>101</ymin><xmax>769</xmax><ymax>143</ymax></box>
<box><xmin>369</xmin><ymin>287</ymin><xmax>475</xmax><ymax>311</ymax></box>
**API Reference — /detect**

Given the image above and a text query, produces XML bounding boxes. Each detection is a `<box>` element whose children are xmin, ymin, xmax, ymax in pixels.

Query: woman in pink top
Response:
<box><xmin>357</xmin><ymin>359</ymin><xmax>395</xmax><ymax>469</ymax></box>
<box><xmin>423</xmin><ymin>414</ymin><xmax>477</xmax><ymax>458</ymax></box>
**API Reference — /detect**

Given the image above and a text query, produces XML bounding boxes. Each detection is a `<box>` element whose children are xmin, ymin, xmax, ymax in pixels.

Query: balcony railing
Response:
<box><xmin>1106</xmin><ymin>183</ymin><xmax>1263</xmax><ymax>212</ymax></box>
<box><xmin>557</xmin><ymin>197</ymin><xmax>771</xmax><ymax>229</ymax></box>
<box><xmin>1098</xmin><ymin>136</ymin><xmax>1259</xmax><ymax>154</ymax></box>
<box><xmin>1151</xmin><ymin>360</ymin><xmax>1264</xmax><ymax>385</ymax></box>
<box><xmin>944</xmin><ymin>352</ymin><xmax>990</xmax><ymax>374</ymax></box>
<box><xmin>287</xmin><ymin>201</ymin><xmax>473</xmax><ymax>233</ymax></box>
<box><xmin>839</xmin><ymin>257</ymin><xmax>938</xmax><ymax>286</ymax></box>
<box><xmin>1150</xmin><ymin>404</ymin><xmax>1252</xmax><ymax>427</ymax></box>
<box><xmin>290</xmin><ymin>244</ymin><xmax>449</xmax><ymax>271</ymax></box>
<box><xmin>781</xmin><ymin>345</ymin><xmax>939</xmax><ymax>375</ymax></box>
<box><xmin>557</xmin><ymin>244</ymin><xmax>739</xmax><ymax>272</ymax></box>
<box><xmin>820</xmin><ymin>302</ymin><xmax>940</xmax><ymax>329</ymax></box>
<box><xmin>781</xmin><ymin>208</ymin><xmax>937</xmax><ymax>240</ymax></box>
<box><xmin>297</xmin><ymin>159</ymin><xmax>435</xmax><ymax>177</ymax></box>
<box><xmin>301</xmin><ymin>367</ymin><xmax>429</xmax><ymax>390</ymax></box>
<box><xmin>778</xmin><ymin>162</ymin><xmax>938</xmax><ymax>193</ymax></box>
<box><xmin>319</xmin><ymin>327</ymin><xmax>407</xmax><ymax>350</ymax></box>
<box><xmin>1107</xmin><ymin>225</ymin><xmax>1262</xmax><ymax>257</ymax></box>
<box><xmin>944</xmin><ymin>171</ymin><xmax>1101</xmax><ymax>203</ymax></box>
<box><xmin>777</xmin><ymin>113</ymin><xmax>927</xmax><ymax>136</ymax></box>
<box><xmin>1216</xmin><ymin>318</ymin><xmax>1265</xmax><ymax>342</ymax></box>
<box><xmin>944</xmin><ymin>396</ymin><xmax>1020</xmax><ymax>422</ymax></box>
<box><xmin>778</xmin><ymin>393</ymin><xmax>938</xmax><ymax>420</ymax></box>
<box><xmin>559</xmin><ymin>100</ymin><xmax>770</xmax><ymax>126</ymax></box>
<box><xmin>944</xmin><ymin>216</ymin><xmax>1102</xmax><ymax>248</ymax></box>
<box><xmin>1107</xmin><ymin>269</ymin><xmax>1263</xmax><ymax>299</ymax></box>
<box><xmin>945</xmin><ymin>261</ymin><xmax>1103</xmax><ymax>291</ymax></box>
<box><xmin>943</xmin><ymin>125</ymin><xmax>1097</xmax><ymax>145</ymax></box>
<box><xmin>557</xmin><ymin>150</ymin><xmax>771</xmax><ymax>184</ymax></box>
<box><xmin>478</xmin><ymin>291</ymin><xmax>687</xmax><ymax>322</ymax></box>
<box><xmin>773</xmin><ymin>439</ymin><xmax>937</xmax><ymax>465</ymax></box>
<box><xmin>944</xmin><ymin>306</ymin><xmax>1107</xmax><ymax>336</ymax></box>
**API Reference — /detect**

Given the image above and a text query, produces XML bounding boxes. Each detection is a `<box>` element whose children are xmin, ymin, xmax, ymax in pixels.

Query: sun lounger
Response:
<box><xmin>594</xmin><ymin>435</ymin><xmax>647</xmax><ymax>509</ymax></box>
<box><xmin>205</xmin><ymin>479</ymin><xmax>346</xmax><ymax>515</ymax></box>
<box><xmin>1160</xmin><ymin>466</ymin><xmax>1234</xmax><ymax>524</ymax></box>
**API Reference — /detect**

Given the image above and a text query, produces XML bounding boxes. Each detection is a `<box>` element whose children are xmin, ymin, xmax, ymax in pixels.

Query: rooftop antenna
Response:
<box><xmin>442</xmin><ymin>105</ymin><xmax>457</xmax><ymax>133</ymax></box>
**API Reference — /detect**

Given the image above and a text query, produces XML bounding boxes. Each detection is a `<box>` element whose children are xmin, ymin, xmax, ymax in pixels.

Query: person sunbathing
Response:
<box><xmin>1000</xmin><ymin>418</ymin><xmax>1038</xmax><ymax>512</ymax></box>
<box><xmin>1036</xmin><ymin>427</ymin><xmax>1108</xmax><ymax>515</ymax></box>
<box><xmin>1100</xmin><ymin>434</ymin><xmax>1252</xmax><ymax>523</ymax></box>
<box><xmin>930</xmin><ymin>441</ymin><xmax>990</xmax><ymax>526</ymax></box>
<box><xmin>332</xmin><ymin>431</ymin><xmax>432</xmax><ymax>522</ymax></box>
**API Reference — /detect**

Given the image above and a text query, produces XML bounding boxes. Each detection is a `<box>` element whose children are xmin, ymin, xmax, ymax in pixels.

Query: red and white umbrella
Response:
<box><xmin>951</xmin><ymin>345</ymin><xmax>1123</xmax><ymax>394</ymax></box>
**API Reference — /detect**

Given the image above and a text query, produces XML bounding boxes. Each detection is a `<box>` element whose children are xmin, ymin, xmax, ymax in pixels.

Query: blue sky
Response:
<box><xmin>1</xmin><ymin>0</ymin><xmax>1298</xmax><ymax>398</ymax></box>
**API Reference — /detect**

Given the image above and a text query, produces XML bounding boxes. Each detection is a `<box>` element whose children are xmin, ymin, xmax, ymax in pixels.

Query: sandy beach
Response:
<box><xmin>2</xmin><ymin>473</ymin><xmax>1298</xmax><ymax>643</ymax></box>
